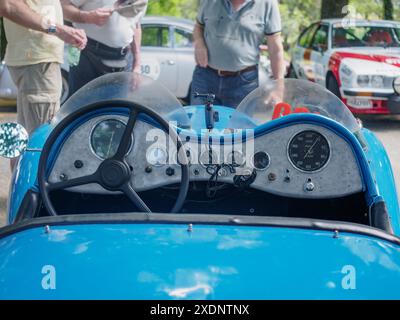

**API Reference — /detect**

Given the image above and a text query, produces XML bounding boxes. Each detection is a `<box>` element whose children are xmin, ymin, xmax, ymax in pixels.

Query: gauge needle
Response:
<box><xmin>107</xmin><ymin>132</ymin><xmax>115</xmax><ymax>158</ymax></box>
<box><xmin>303</xmin><ymin>137</ymin><xmax>320</xmax><ymax>160</ymax></box>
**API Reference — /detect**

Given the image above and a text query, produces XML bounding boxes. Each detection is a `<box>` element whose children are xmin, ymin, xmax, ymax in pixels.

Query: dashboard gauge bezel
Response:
<box><xmin>89</xmin><ymin>118</ymin><xmax>133</xmax><ymax>160</ymax></box>
<box><xmin>226</xmin><ymin>150</ymin><xmax>246</xmax><ymax>167</ymax></box>
<box><xmin>146</xmin><ymin>145</ymin><xmax>169</xmax><ymax>167</ymax></box>
<box><xmin>251</xmin><ymin>151</ymin><xmax>271</xmax><ymax>171</ymax></box>
<box><xmin>287</xmin><ymin>130</ymin><xmax>331</xmax><ymax>173</ymax></box>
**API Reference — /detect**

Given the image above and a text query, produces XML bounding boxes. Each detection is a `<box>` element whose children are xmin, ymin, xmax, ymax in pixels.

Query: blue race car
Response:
<box><xmin>0</xmin><ymin>72</ymin><xmax>399</xmax><ymax>299</ymax></box>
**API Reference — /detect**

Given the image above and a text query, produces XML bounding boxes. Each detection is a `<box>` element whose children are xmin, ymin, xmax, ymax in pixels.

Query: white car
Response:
<box><xmin>290</xmin><ymin>19</ymin><xmax>400</xmax><ymax>115</ymax></box>
<box><xmin>140</xmin><ymin>16</ymin><xmax>195</xmax><ymax>102</ymax></box>
<box><xmin>0</xmin><ymin>16</ymin><xmax>195</xmax><ymax>105</ymax></box>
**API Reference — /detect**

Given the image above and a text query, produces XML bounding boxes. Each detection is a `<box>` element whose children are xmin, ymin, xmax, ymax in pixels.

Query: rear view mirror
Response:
<box><xmin>0</xmin><ymin>122</ymin><xmax>28</xmax><ymax>158</ymax></box>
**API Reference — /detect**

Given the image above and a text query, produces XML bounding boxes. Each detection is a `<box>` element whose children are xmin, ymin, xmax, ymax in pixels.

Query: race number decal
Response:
<box><xmin>140</xmin><ymin>59</ymin><xmax>161</xmax><ymax>80</ymax></box>
<box><xmin>272</xmin><ymin>102</ymin><xmax>318</xmax><ymax>120</ymax></box>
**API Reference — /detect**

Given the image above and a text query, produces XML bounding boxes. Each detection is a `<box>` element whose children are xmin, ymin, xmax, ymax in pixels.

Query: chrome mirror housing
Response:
<box><xmin>0</xmin><ymin>122</ymin><xmax>29</xmax><ymax>158</ymax></box>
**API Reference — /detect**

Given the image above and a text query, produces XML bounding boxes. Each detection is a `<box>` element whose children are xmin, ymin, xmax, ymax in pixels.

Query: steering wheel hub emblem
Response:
<box><xmin>99</xmin><ymin>159</ymin><xmax>131</xmax><ymax>189</ymax></box>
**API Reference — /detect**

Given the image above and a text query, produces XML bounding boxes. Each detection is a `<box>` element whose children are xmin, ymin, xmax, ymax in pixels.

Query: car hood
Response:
<box><xmin>333</xmin><ymin>48</ymin><xmax>400</xmax><ymax>70</ymax></box>
<box><xmin>1</xmin><ymin>220</ymin><xmax>400</xmax><ymax>299</ymax></box>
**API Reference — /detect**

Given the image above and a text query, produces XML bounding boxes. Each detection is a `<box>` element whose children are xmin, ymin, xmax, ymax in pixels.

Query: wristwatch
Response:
<box><xmin>46</xmin><ymin>23</ymin><xmax>57</xmax><ymax>34</ymax></box>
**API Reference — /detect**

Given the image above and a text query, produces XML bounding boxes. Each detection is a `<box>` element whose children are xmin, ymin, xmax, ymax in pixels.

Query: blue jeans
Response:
<box><xmin>190</xmin><ymin>65</ymin><xmax>259</xmax><ymax>108</ymax></box>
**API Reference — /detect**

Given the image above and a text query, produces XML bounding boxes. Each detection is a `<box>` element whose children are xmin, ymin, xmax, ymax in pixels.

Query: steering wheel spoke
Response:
<box><xmin>46</xmin><ymin>173</ymin><xmax>99</xmax><ymax>192</ymax></box>
<box><xmin>121</xmin><ymin>182</ymin><xmax>151</xmax><ymax>213</ymax></box>
<box><xmin>114</xmin><ymin>109</ymin><xmax>139</xmax><ymax>160</ymax></box>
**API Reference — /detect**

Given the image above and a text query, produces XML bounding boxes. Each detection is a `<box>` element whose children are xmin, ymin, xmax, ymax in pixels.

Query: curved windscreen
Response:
<box><xmin>228</xmin><ymin>79</ymin><xmax>360</xmax><ymax>132</ymax></box>
<box><xmin>52</xmin><ymin>72</ymin><xmax>190</xmax><ymax>128</ymax></box>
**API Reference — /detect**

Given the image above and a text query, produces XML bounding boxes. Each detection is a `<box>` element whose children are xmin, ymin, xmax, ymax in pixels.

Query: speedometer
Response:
<box><xmin>288</xmin><ymin>130</ymin><xmax>330</xmax><ymax>172</ymax></box>
<box><xmin>91</xmin><ymin>119</ymin><xmax>131</xmax><ymax>160</ymax></box>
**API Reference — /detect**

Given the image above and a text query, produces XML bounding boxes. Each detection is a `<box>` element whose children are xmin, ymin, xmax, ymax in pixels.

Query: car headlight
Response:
<box><xmin>394</xmin><ymin>77</ymin><xmax>400</xmax><ymax>95</ymax></box>
<box><xmin>357</xmin><ymin>75</ymin><xmax>370</xmax><ymax>87</ymax></box>
<box><xmin>371</xmin><ymin>75</ymin><xmax>384</xmax><ymax>88</ymax></box>
<box><xmin>357</xmin><ymin>75</ymin><xmax>385</xmax><ymax>88</ymax></box>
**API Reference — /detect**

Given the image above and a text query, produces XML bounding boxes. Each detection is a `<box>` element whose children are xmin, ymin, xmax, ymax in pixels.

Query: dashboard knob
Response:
<box><xmin>305</xmin><ymin>181</ymin><xmax>315</xmax><ymax>192</ymax></box>
<box><xmin>166</xmin><ymin>167</ymin><xmax>175</xmax><ymax>176</ymax></box>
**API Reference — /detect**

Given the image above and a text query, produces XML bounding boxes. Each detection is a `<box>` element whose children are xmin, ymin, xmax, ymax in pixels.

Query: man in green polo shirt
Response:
<box><xmin>191</xmin><ymin>0</ymin><xmax>285</xmax><ymax>108</ymax></box>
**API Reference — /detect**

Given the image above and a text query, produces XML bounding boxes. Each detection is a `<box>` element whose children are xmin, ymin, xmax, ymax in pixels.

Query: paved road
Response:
<box><xmin>0</xmin><ymin>110</ymin><xmax>399</xmax><ymax>227</ymax></box>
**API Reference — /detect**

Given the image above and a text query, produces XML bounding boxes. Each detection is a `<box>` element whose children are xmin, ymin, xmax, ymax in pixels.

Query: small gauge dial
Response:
<box><xmin>288</xmin><ymin>130</ymin><xmax>330</xmax><ymax>172</ymax></box>
<box><xmin>252</xmin><ymin>151</ymin><xmax>270</xmax><ymax>170</ymax></box>
<box><xmin>199</xmin><ymin>149</ymin><xmax>220</xmax><ymax>167</ymax></box>
<box><xmin>91</xmin><ymin>119</ymin><xmax>131</xmax><ymax>160</ymax></box>
<box><xmin>227</xmin><ymin>151</ymin><xmax>245</xmax><ymax>166</ymax></box>
<box><xmin>146</xmin><ymin>146</ymin><xmax>168</xmax><ymax>167</ymax></box>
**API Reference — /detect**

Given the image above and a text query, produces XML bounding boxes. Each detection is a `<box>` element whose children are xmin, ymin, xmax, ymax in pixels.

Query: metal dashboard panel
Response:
<box><xmin>49</xmin><ymin>118</ymin><xmax>363</xmax><ymax>199</ymax></box>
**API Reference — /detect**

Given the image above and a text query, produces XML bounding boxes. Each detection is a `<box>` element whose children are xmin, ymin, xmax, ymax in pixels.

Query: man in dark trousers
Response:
<box><xmin>192</xmin><ymin>0</ymin><xmax>285</xmax><ymax>108</ymax></box>
<box><xmin>61</xmin><ymin>0</ymin><xmax>148</xmax><ymax>95</ymax></box>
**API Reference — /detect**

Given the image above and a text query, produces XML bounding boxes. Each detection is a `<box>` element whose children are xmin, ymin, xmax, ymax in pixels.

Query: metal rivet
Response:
<box><xmin>187</xmin><ymin>224</ymin><xmax>193</xmax><ymax>232</ymax></box>
<box><xmin>44</xmin><ymin>225</ymin><xmax>51</xmax><ymax>234</ymax></box>
<box><xmin>333</xmin><ymin>230</ymin><xmax>339</xmax><ymax>238</ymax></box>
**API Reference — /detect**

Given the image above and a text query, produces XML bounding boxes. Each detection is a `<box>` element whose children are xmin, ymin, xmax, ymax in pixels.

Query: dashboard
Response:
<box><xmin>48</xmin><ymin>115</ymin><xmax>363</xmax><ymax>199</ymax></box>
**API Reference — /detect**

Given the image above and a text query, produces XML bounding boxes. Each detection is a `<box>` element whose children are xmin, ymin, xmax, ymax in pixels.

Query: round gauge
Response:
<box><xmin>176</xmin><ymin>146</ymin><xmax>194</xmax><ymax>165</ymax></box>
<box><xmin>91</xmin><ymin>119</ymin><xmax>131</xmax><ymax>160</ymax></box>
<box><xmin>146</xmin><ymin>146</ymin><xmax>168</xmax><ymax>167</ymax></box>
<box><xmin>288</xmin><ymin>130</ymin><xmax>330</xmax><ymax>172</ymax></box>
<box><xmin>252</xmin><ymin>151</ymin><xmax>270</xmax><ymax>170</ymax></box>
<box><xmin>199</xmin><ymin>149</ymin><xmax>219</xmax><ymax>167</ymax></box>
<box><xmin>227</xmin><ymin>151</ymin><xmax>245</xmax><ymax>166</ymax></box>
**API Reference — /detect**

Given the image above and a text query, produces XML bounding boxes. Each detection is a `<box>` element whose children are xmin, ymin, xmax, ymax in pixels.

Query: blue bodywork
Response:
<box><xmin>1</xmin><ymin>104</ymin><xmax>400</xmax><ymax>299</ymax></box>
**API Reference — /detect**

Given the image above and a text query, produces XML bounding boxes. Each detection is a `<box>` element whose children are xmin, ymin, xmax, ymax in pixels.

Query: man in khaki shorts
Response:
<box><xmin>4</xmin><ymin>0</ymin><xmax>87</xmax><ymax>134</ymax></box>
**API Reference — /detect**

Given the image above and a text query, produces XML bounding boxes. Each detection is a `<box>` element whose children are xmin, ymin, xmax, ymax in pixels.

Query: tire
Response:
<box><xmin>61</xmin><ymin>70</ymin><xmax>69</xmax><ymax>105</ymax></box>
<box><xmin>286</xmin><ymin>63</ymin><xmax>297</xmax><ymax>79</ymax></box>
<box><xmin>327</xmin><ymin>74</ymin><xmax>341</xmax><ymax>99</ymax></box>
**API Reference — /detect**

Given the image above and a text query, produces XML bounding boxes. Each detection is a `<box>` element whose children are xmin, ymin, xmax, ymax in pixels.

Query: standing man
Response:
<box><xmin>4</xmin><ymin>0</ymin><xmax>87</xmax><ymax>135</ymax></box>
<box><xmin>192</xmin><ymin>0</ymin><xmax>285</xmax><ymax>108</ymax></box>
<box><xmin>61</xmin><ymin>0</ymin><xmax>148</xmax><ymax>96</ymax></box>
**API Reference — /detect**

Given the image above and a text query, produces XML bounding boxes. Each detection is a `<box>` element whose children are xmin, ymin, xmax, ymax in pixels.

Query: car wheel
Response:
<box><xmin>327</xmin><ymin>74</ymin><xmax>341</xmax><ymax>99</ymax></box>
<box><xmin>287</xmin><ymin>63</ymin><xmax>297</xmax><ymax>79</ymax></box>
<box><xmin>61</xmin><ymin>70</ymin><xmax>69</xmax><ymax>105</ymax></box>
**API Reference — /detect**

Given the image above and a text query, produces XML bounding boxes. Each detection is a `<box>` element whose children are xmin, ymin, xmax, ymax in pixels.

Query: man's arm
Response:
<box><xmin>60</xmin><ymin>0</ymin><xmax>112</xmax><ymax>26</ymax></box>
<box><xmin>266</xmin><ymin>33</ymin><xmax>285</xmax><ymax>80</ymax></box>
<box><xmin>1</xmin><ymin>0</ymin><xmax>48</xmax><ymax>32</ymax></box>
<box><xmin>131</xmin><ymin>24</ymin><xmax>142</xmax><ymax>72</ymax></box>
<box><xmin>193</xmin><ymin>22</ymin><xmax>208</xmax><ymax>67</ymax></box>
<box><xmin>0</xmin><ymin>0</ymin><xmax>87</xmax><ymax>49</ymax></box>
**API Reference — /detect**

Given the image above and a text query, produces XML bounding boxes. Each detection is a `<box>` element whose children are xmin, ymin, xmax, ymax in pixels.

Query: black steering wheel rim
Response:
<box><xmin>38</xmin><ymin>99</ymin><xmax>190</xmax><ymax>216</ymax></box>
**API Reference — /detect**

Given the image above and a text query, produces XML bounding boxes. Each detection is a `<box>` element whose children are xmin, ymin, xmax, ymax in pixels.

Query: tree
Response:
<box><xmin>383</xmin><ymin>0</ymin><xmax>394</xmax><ymax>20</ymax></box>
<box><xmin>321</xmin><ymin>0</ymin><xmax>349</xmax><ymax>19</ymax></box>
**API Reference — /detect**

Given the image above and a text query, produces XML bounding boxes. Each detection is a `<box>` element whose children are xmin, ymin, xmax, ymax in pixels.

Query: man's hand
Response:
<box><xmin>195</xmin><ymin>42</ymin><xmax>208</xmax><ymax>68</ymax></box>
<box><xmin>55</xmin><ymin>24</ymin><xmax>87</xmax><ymax>50</ymax></box>
<box><xmin>82</xmin><ymin>8</ymin><xmax>113</xmax><ymax>26</ymax></box>
<box><xmin>193</xmin><ymin>23</ymin><xmax>208</xmax><ymax>67</ymax></box>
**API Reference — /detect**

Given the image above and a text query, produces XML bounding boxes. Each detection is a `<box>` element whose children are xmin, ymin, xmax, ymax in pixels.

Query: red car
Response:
<box><xmin>290</xmin><ymin>19</ymin><xmax>400</xmax><ymax>114</ymax></box>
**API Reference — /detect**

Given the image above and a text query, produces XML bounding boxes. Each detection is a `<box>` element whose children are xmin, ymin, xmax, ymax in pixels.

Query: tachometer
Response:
<box><xmin>288</xmin><ymin>130</ymin><xmax>330</xmax><ymax>172</ymax></box>
<box><xmin>91</xmin><ymin>119</ymin><xmax>131</xmax><ymax>160</ymax></box>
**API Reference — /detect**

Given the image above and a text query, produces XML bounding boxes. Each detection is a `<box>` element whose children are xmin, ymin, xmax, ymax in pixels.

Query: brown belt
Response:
<box><xmin>208</xmin><ymin>65</ymin><xmax>257</xmax><ymax>77</ymax></box>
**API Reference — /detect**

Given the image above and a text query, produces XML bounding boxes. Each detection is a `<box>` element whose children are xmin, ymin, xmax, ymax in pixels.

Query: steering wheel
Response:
<box><xmin>38</xmin><ymin>100</ymin><xmax>190</xmax><ymax>216</ymax></box>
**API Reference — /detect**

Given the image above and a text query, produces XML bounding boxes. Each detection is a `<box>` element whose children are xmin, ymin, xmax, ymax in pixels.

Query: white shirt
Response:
<box><xmin>71</xmin><ymin>0</ymin><xmax>147</xmax><ymax>48</ymax></box>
